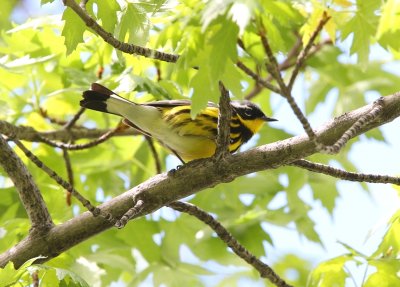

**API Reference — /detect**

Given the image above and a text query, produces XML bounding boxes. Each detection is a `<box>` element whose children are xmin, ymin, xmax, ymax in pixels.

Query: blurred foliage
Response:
<box><xmin>1</xmin><ymin>0</ymin><xmax>400</xmax><ymax>286</ymax></box>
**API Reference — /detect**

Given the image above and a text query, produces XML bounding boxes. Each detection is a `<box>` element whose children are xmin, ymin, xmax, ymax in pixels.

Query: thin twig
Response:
<box><xmin>259</xmin><ymin>29</ymin><xmax>319</xmax><ymax>145</ymax></box>
<box><xmin>245</xmin><ymin>38</ymin><xmax>332</xmax><ymax>100</ymax></box>
<box><xmin>39</xmin><ymin>106</ymin><xmax>85</xmax><ymax>130</ymax></box>
<box><xmin>259</xmin><ymin>31</ymin><xmax>288</xmax><ymax>93</ymax></box>
<box><xmin>13</xmin><ymin>139</ymin><xmax>116</xmax><ymax>225</ymax></box>
<box><xmin>62</xmin><ymin>0</ymin><xmax>179</xmax><ymax>63</ymax></box>
<box><xmin>322</xmin><ymin>97</ymin><xmax>385</xmax><ymax>154</ymax></box>
<box><xmin>245</xmin><ymin>84</ymin><xmax>263</xmax><ymax>100</ymax></box>
<box><xmin>63</xmin><ymin>107</ymin><xmax>86</xmax><ymax>130</ymax></box>
<box><xmin>37</xmin><ymin>128</ymin><xmax>118</xmax><ymax>150</ymax></box>
<box><xmin>0</xmin><ymin>137</ymin><xmax>53</xmax><ymax>232</ymax></box>
<box><xmin>62</xmin><ymin>149</ymin><xmax>74</xmax><ymax>206</ymax></box>
<box><xmin>145</xmin><ymin>136</ymin><xmax>162</xmax><ymax>174</ymax></box>
<box><xmin>61</xmin><ymin>107</ymin><xmax>85</xmax><ymax>205</ymax></box>
<box><xmin>292</xmin><ymin>159</ymin><xmax>400</xmax><ymax>185</ymax></box>
<box><xmin>288</xmin><ymin>12</ymin><xmax>331</xmax><ymax>92</ymax></box>
<box><xmin>32</xmin><ymin>271</ymin><xmax>39</xmax><ymax>287</ymax></box>
<box><xmin>236</xmin><ymin>61</ymin><xmax>281</xmax><ymax>94</ymax></box>
<box><xmin>155</xmin><ymin>62</ymin><xmax>162</xmax><ymax>82</ymax></box>
<box><xmin>214</xmin><ymin>82</ymin><xmax>232</xmax><ymax>160</ymax></box>
<box><xmin>96</xmin><ymin>66</ymin><xmax>104</xmax><ymax>79</ymax></box>
<box><xmin>279</xmin><ymin>35</ymin><xmax>303</xmax><ymax>71</ymax></box>
<box><xmin>115</xmin><ymin>199</ymin><xmax>145</xmax><ymax>228</ymax></box>
<box><xmin>168</xmin><ymin>201</ymin><xmax>293</xmax><ymax>287</ymax></box>
<box><xmin>39</xmin><ymin>107</ymin><xmax>69</xmax><ymax>126</ymax></box>
<box><xmin>244</xmin><ymin>36</ymin><xmax>301</xmax><ymax>100</ymax></box>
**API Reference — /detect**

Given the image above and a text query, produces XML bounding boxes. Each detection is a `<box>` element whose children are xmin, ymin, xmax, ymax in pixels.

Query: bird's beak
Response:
<box><xmin>262</xmin><ymin>116</ymin><xmax>278</xmax><ymax>122</ymax></box>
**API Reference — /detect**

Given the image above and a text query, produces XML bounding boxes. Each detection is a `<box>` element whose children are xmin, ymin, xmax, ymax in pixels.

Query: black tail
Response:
<box><xmin>80</xmin><ymin>83</ymin><xmax>119</xmax><ymax>115</ymax></box>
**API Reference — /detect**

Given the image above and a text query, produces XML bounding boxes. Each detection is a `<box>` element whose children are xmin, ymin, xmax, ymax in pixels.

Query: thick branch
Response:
<box><xmin>1</xmin><ymin>92</ymin><xmax>399</xmax><ymax>268</ymax></box>
<box><xmin>0</xmin><ymin>120</ymin><xmax>137</xmax><ymax>143</ymax></box>
<box><xmin>0</xmin><ymin>137</ymin><xmax>53</xmax><ymax>233</ymax></box>
<box><xmin>215</xmin><ymin>82</ymin><xmax>232</xmax><ymax>159</ymax></box>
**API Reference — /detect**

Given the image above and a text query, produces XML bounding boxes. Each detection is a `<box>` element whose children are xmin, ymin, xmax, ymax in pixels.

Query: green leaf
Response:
<box><xmin>372</xmin><ymin>210</ymin><xmax>400</xmax><ymax>257</ymax></box>
<box><xmin>208</xmin><ymin>19</ymin><xmax>239</xmax><ymax>78</ymax></box>
<box><xmin>376</xmin><ymin>0</ymin><xmax>400</xmax><ymax>38</ymax></box>
<box><xmin>0</xmin><ymin>261</ymin><xmax>18</xmax><ymax>287</ymax></box>
<box><xmin>308</xmin><ymin>255</ymin><xmax>351</xmax><ymax>287</ymax></box>
<box><xmin>232</xmin><ymin>223</ymin><xmax>268</xmax><ymax>256</ymax></box>
<box><xmin>0</xmin><ymin>256</ymin><xmax>47</xmax><ymax>287</ymax></box>
<box><xmin>131</xmin><ymin>75</ymin><xmax>172</xmax><ymax>100</ymax></box>
<box><xmin>364</xmin><ymin>127</ymin><xmax>385</xmax><ymax>141</ymax></box>
<box><xmin>152</xmin><ymin>262</ymin><xmax>204</xmax><ymax>287</ymax></box>
<box><xmin>85</xmin><ymin>250</ymin><xmax>135</xmax><ymax>272</ymax></box>
<box><xmin>189</xmin><ymin>17</ymin><xmax>239</xmax><ymax>115</ymax></box>
<box><xmin>337</xmin><ymin>241</ymin><xmax>367</xmax><ymax>258</ymax></box>
<box><xmin>61</xmin><ymin>8</ymin><xmax>86</xmax><ymax>55</ymax></box>
<box><xmin>341</xmin><ymin>0</ymin><xmax>380</xmax><ymax>69</ymax></box>
<box><xmin>201</xmin><ymin>1</ymin><xmax>232</xmax><ymax>30</ymax></box>
<box><xmin>118</xmin><ymin>3</ymin><xmax>149</xmax><ymax>46</ymax></box>
<box><xmin>116</xmin><ymin>218</ymin><xmax>162</xmax><ymax>263</ymax></box>
<box><xmin>273</xmin><ymin>254</ymin><xmax>311</xmax><ymax>287</ymax></box>
<box><xmin>364</xmin><ymin>259</ymin><xmax>400</xmax><ymax>287</ymax></box>
<box><xmin>31</xmin><ymin>264</ymin><xmax>90</xmax><ymax>287</ymax></box>
<box><xmin>309</xmin><ymin>173</ymin><xmax>339</xmax><ymax>214</ymax></box>
<box><xmin>220</xmin><ymin>61</ymin><xmax>243</xmax><ymax>98</ymax></box>
<box><xmin>190</xmin><ymin>53</ymin><xmax>219</xmax><ymax>116</ymax></box>
<box><xmin>96</xmin><ymin>0</ymin><xmax>120</xmax><ymax>32</ymax></box>
<box><xmin>295</xmin><ymin>216</ymin><xmax>321</xmax><ymax>244</ymax></box>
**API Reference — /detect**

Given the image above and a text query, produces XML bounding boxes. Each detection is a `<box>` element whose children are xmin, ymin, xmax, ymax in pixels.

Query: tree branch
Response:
<box><xmin>63</xmin><ymin>107</ymin><xmax>86</xmax><ymax>130</ymax></box>
<box><xmin>214</xmin><ymin>81</ymin><xmax>232</xmax><ymax>159</ymax></box>
<box><xmin>36</xmin><ymin>128</ymin><xmax>118</xmax><ymax>150</ymax></box>
<box><xmin>288</xmin><ymin>12</ymin><xmax>331</xmax><ymax>92</ymax></box>
<box><xmin>1</xmin><ymin>92</ymin><xmax>399</xmax><ymax>268</ymax></box>
<box><xmin>168</xmin><ymin>201</ymin><xmax>293</xmax><ymax>287</ymax></box>
<box><xmin>13</xmin><ymin>139</ymin><xmax>116</xmax><ymax>225</ymax></box>
<box><xmin>244</xmin><ymin>37</ymin><xmax>332</xmax><ymax>100</ymax></box>
<box><xmin>62</xmin><ymin>0</ymin><xmax>179</xmax><ymax>63</ymax></box>
<box><xmin>145</xmin><ymin>135</ymin><xmax>162</xmax><ymax>174</ymax></box>
<box><xmin>321</xmin><ymin>97</ymin><xmax>384</xmax><ymax>154</ymax></box>
<box><xmin>259</xmin><ymin>30</ymin><xmax>319</xmax><ymax>145</ymax></box>
<box><xmin>0</xmin><ymin>120</ymin><xmax>137</xmax><ymax>143</ymax></box>
<box><xmin>62</xmin><ymin>149</ymin><xmax>74</xmax><ymax>206</ymax></box>
<box><xmin>236</xmin><ymin>60</ymin><xmax>281</xmax><ymax>94</ymax></box>
<box><xmin>0</xmin><ymin>137</ymin><xmax>53</xmax><ymax>233</ymax></box>
<box><xmin>292</xmin><ymin>159</ymin><xmax>400</xmax><ymax>185</ymax></box>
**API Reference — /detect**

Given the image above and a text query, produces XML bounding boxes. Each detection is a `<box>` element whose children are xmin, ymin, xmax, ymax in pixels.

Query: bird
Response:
<box><xmin>80</xmin><ymin>83</ymin><xmax>277</xmax><ymax>163</ymax></box>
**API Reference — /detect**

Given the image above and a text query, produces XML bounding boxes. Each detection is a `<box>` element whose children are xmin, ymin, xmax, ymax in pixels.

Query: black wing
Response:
<box><xmin>144</xmin><ymin>100</ymin><xmax>218</xmax><ymax>108</ymax></box>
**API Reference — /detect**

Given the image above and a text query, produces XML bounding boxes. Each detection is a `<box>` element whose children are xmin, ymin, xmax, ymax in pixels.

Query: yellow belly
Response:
<box><xmin>171</xmin><ymin>136</ymin><xmax>217</xmax><ymax>162</ymax></box>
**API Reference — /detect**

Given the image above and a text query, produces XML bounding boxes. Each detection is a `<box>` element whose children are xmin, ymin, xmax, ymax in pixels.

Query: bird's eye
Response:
<box><xmin>244</xmin><ymin>111</ymin><xmax>252</xmax><ymax>117</ymax></box>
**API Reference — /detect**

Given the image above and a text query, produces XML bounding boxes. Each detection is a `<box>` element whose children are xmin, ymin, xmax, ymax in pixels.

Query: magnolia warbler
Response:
<box><xmin>80</xmin><ymin>83</ymin><xmax>277</xmax><ymax>162</ymax></box>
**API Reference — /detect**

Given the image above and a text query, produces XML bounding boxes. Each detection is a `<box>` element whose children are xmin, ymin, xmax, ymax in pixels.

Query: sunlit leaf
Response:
<box><xmin>61</xmin><ymin>8</ymin><xmax>86</xmax><ymax>55</ymax></box>
<box><xmin>308</xmin><ymin>255</ymin><xmax>351</xmax><ymax>287</ymax></box>
<box><xmin>96</xmin><ymin>0</ymin><xmax>120</xmax><ymax>33</ymax></box>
